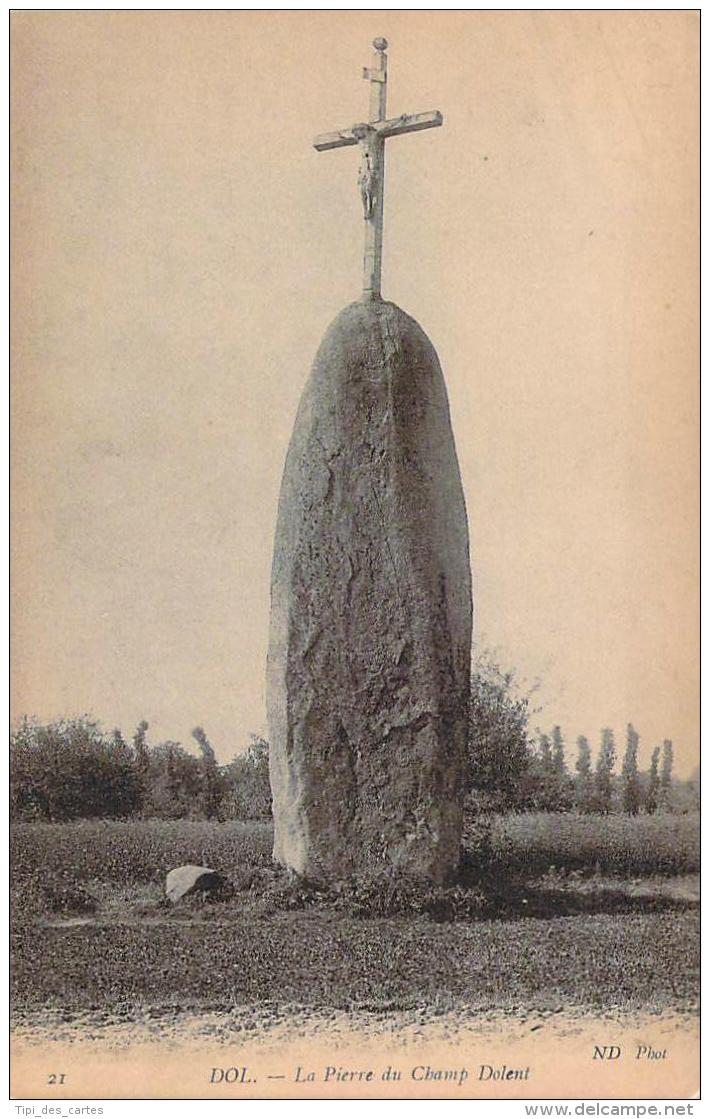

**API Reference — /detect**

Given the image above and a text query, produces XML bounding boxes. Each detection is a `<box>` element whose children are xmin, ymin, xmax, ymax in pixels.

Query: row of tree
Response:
<box><xmin>466</xmin><ymin>657</ymin><xmax>696</xmax><ymax>815</ymax></box>
<box><xmin>10</xmin><ymin>716</ymin><xmax>271</xmax><ymax>823</ymax></box>
<box><xmin>518</xmin><ymin>726</ymin><xmax>676</xmax><ymax>815</ymax></box>
<box><xmin>11</xmin><ymin>714</ymin><xmax>695</xmax><ymax>824</ymax></box>
<box><xmin>10</xmin><ymin>657</ymin><xmax>697</xmax><ymax>822</ymax></box>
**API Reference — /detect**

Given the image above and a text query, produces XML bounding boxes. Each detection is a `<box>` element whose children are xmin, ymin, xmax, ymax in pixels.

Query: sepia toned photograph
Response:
<box><xmin>10</xmin><ymin>10</ymin><xmax>699</xmax><ymax>1101</ymax></box>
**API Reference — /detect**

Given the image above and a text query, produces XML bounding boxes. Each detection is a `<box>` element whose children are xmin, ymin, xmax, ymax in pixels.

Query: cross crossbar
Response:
<box><xmin>314</xmin><ymin>110</ymin><xmax>443</xmax><ymax>153</ymax></box>
<box><xmin>313</xmin><ymin>39</ymin><xmax>444</xmax><ymax>301</ymax></box>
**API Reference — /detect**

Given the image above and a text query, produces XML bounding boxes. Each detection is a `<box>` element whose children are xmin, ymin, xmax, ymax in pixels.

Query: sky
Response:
<box><xmin>11</xmin><ymin>11</ymin><xmax>698</xmax><ymax>773</ymax></box>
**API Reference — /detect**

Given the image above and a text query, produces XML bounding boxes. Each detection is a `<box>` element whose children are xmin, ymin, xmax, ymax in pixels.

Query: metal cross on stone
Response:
<box><xmin>314</xmin><ymin>38</ymin><xmax>443</xmax><ymax>301</ymax></box>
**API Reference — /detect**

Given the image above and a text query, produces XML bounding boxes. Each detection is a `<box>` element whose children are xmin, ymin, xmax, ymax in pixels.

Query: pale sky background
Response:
<box><xmin>11</xmin><ymin>11</ymin><xmax>699</xmax><ymax>772</ymax></box>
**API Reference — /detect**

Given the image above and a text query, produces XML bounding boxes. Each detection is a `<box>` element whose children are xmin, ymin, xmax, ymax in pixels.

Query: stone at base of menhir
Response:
<box><xmin>267</xmin><ymin>300</ymin><xmax>472</xmax><ymax>885</ymax></box>
<box><xmin>165</xmin><ymin>864</ymin><xmax>226</xmax><ymax>904</ymax></box>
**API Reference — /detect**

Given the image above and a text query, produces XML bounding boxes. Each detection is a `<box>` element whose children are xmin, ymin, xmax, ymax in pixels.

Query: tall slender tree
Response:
<box><xmin>527</xmin><ymin>731</ymin><xmax>570</xmax><ymax>811</ymax></box>
<box><xmin>594</xmin><ymin>727</ymin><xmax>616</xmax><ymax>814</ymax></box>
<box><xmin>538</xmin><ymin>733</ymin><xmax>553</xmax><ymax>771</ymax></box>
<box><xmin>549</xmin><ymin>725</ymin><xmax>573</xmax><ymax>810</ymax></box>
<box><xmin>659</xmin><ymin>739</ymin><xmax>674</xmax><ymax>810</ymax></box>
<box><xmin>621</xmin><ymin>723</ymin><xmax>642</xmax><ymax>815</ymax></box>
<box><xmin>574</xmin><ymin>734</ymin><xmax>594</xmax><ymax>813</ymax></box>
<box><xmin>645</xmin><ymin>745</ymin><xmax>661</xmax><ymax>814</ymax></box>
<box><xmin>132</xmin><ymin>719</ymin><xmax>150</xmax><ymax>812</ymax></box>
<box><xmin>551</xmin><ymin>726</ymin><xmax>566</xmax><ymax>775</ymax></box>
<box><xmin>133</xmin><ymin>720</ymin><xmax>150</xmax><ymax>773</ymax></box>
<box><xmin>192</xmin><ymin>726</ymin><xmax>222</xmax><ymax>819</ymax></box>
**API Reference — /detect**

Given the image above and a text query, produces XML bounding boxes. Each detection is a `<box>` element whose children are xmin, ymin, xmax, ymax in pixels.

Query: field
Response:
<box><xmin>10</xmin><ymin>814</ymin><xmax>700</xmax><ymax>1040</ymax></box>
<box><xmin>11</xmin><ymin>812</ymin><xmax>701</xmax><ymax>889</ymax></box>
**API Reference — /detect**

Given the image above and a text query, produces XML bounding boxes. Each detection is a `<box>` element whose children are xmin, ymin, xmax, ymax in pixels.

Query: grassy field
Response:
<box><xmin>493</xmin><ymin>812</ymin><xmax>699</xmax><ymax>877</ymax></box>
<box><xmin>11</xmin><ymin>911</ymin><xmax>698</xmax><ymax>1014</ymax></box>
<box><xmin>10</xmin><ymin>813</ymin><xmax>700</xmax><ymax>1023</ymax></box>
<box><xmin>11</xmin><ymin>812</ymin><xmax>700</xmax><ymax>889</ymax></box>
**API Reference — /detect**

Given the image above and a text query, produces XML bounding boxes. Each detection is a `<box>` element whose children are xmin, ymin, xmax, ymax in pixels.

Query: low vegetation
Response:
<box><xmin>11</xmin><ymin>910</ymin><xmax>698</xmax><ymax>1015</ymax></box>
<box><xmin>483</xmin><ymin>812</ymin><xmax>700</xmax><ymax>878</ymax></box>
<box><xmin>11</xmin><ymin>813</ymin><xmax>699</xmax><ymax>902</ymax></box>
<box><xmin>10</xmin><ymin>813</ymin><xmax>699</xmax><ymax>1021</ymax></box>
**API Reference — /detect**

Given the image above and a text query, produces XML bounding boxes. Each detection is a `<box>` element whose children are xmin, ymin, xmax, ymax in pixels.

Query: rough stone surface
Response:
<box><xmin>165</xmin><ymin>865</ymin><xmax>225</xmax><ymax>904</ymax></box>
<box><xmin>267</xmin><ymin>300</ymin><xmax>472</xmax><ymax>884</ymax></box>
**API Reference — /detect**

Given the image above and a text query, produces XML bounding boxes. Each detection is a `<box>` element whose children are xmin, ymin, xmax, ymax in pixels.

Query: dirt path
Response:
<box><xmin>11</xmin><ymin>999</ymin><xmax>699</xmax><ymax>1052</ymax></box>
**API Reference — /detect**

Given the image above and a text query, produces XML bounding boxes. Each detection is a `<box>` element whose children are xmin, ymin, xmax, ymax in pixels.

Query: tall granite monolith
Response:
<box><xmin>266</xmin><ymin>299</ymin><xmax>472</xmax><ymax>884</ymax></box>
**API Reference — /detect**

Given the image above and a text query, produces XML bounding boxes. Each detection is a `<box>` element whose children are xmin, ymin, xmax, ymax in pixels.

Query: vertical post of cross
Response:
<box><xmin>361</xmin><ymin>37</ymin><xmax>388</xmax><ymax>301</ymax></box>
<box><xmin>366</xmin><ymin>36</ymin><xmax>388</xmax><ymax>122</ymax></box>
<box><xmin>313</xmin><ymin>38</ymin><xmax>443</xmax><ymax>304</ymax></box>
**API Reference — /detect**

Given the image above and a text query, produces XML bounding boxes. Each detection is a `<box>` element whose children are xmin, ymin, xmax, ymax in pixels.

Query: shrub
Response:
<box><xmin>467</xmin><ymin>653</ymin><xmax>534</xmax><ymax>807</ymax></box>
<box><xmin>12</xmin><ymin>871</ymin><xmax>98</xmax><ymax>919</ymax></box>
<box><xmin>41</xmin><ymin>876</ymin><xmax>98</xmax><ymax>915</ymax></box>
<box><xmin>333</xmin><ymin>869</ymin><xmax>488</xmax><ymax>921</ymax></box>
<box><xmin>221</xmin><ymin>736</ymin><xmax>272</xmax><ymax>820</ymax></box>
<box><xmin>10</xmin><ymin>717</ymin><xmax>141</xmax><ymax>821</ymax></box>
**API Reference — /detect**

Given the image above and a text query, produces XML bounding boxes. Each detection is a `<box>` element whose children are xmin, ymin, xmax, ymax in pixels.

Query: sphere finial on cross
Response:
<box><xmin>373</xmin><ymin>37</ymin><xmax>388</xmax><ymax>51</ymax></box>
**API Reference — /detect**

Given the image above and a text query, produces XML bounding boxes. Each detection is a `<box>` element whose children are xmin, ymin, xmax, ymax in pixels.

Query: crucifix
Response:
<box><xmin>314</xmin><ymin>38</ymin><xmax>443</xmax><ymax>302</ymax></box>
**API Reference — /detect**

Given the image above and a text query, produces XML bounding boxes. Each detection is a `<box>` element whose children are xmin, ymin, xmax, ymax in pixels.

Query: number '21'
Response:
<box><xmin>47</xmin><ymin>1073</ymin><xmax>66</xmax><ymax>1085</ymax></box>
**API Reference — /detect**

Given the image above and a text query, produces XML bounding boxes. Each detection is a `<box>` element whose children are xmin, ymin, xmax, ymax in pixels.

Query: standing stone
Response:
<box><xmin>267</xmin><ymin>299</ymin><xmax>472</xmax><ymax>884</ymax></box>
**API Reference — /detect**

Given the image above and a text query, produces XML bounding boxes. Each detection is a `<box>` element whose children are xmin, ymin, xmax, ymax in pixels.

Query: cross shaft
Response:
<box><xmin>313</xmin><ymin>39</ymin><xmax>443</xmax><ymax>301</ymax></box>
